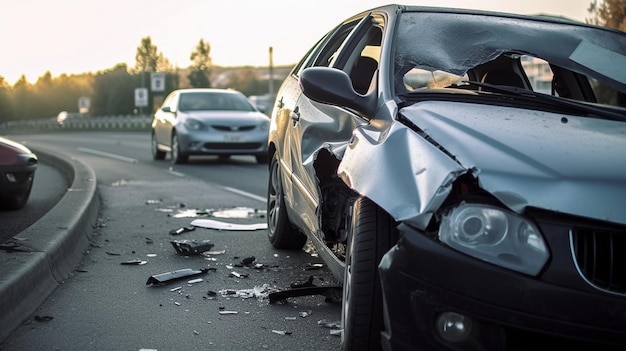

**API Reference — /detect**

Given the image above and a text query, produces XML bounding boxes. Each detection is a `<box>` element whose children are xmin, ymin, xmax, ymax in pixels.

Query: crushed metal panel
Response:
<box><xmin>401</xmin><ymin>101</ymin><xmax>626</xmax><ymax>225</ymax></box>
<box><xmin>338</xmin><ymin>120</ymin><xmax>465</xmax><ymax>228</ymax></box>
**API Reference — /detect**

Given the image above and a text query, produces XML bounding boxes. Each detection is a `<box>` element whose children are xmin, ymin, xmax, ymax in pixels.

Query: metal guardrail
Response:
<box><xmin>1</xmin><ymin>115</ymin><xmax>153</xmax><ymax>132</ymax></box>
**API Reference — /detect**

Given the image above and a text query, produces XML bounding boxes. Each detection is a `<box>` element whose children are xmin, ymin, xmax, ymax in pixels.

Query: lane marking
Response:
<box><xmin>222</xmin><ymin>186</ymin><xmax>265</xmax><ymax>203</ymax></box>
<box><xmin>78</xmin><ymin>147</ymin><xmax>138</xmax><ymax>164</ymax></box>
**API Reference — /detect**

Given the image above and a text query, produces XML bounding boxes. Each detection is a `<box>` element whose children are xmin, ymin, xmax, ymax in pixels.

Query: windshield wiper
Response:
<box><xmin>463</xmin><ymin>80</ymin><xmax>626</xmax><ymax>122</ymax></box>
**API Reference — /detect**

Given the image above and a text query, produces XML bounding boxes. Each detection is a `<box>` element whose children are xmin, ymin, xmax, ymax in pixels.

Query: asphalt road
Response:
<box><xmin>1</xmin><ymin>132</ymin><xmax>342</xmax><ymax>351</ymax></box>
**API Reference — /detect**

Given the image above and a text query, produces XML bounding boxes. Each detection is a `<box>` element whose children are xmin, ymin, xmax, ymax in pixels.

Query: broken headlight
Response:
<box><xmin>439</xmin><ymin>202</ymin><xmax>548</xmax><ymax>276</ymax></box>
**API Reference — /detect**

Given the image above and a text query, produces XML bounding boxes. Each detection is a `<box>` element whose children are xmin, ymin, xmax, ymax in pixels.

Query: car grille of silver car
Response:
<box><xmin>211</xmin><ymin>125</ymin><xmax>256</xmax><ymax>132</ymax></box>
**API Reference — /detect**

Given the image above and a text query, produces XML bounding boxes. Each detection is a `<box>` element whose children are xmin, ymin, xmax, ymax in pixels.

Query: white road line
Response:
<box><xmin>78</xmin><ymin>147</ymin><xmax>138</xmax><ymax>163</ymax></box>
<box><xmin>222</xmin><ymin>186</ymin><xmax>265</xmax><ymax>203</ymax></box>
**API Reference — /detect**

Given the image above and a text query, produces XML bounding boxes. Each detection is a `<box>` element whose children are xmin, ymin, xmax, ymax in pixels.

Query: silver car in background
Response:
<box><xmin>151</xmin><ymin>88</ymin><xmax>270</xmax><ymax>164</ymax></box>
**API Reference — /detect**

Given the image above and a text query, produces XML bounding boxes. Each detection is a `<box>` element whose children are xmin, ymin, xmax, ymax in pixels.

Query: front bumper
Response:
<box><xmin>0</xmin><ymin>164</ymin><xmax>36</xmax><ymax>198</ymax></box>
<box><xmin>379</xmin><ymin>223</ymin><xmax>626</xmax><ymax>351</ymax></box>
<box><xmin>177</xmin><ymin>129</ymin><xmax>268</xmax><ymax>156</ymax></box>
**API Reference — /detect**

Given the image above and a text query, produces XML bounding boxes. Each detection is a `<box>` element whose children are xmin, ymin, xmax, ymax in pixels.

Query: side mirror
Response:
<box><xmin>161</xmin><ymin>106</ymin><xmax>172</xmax><ymax>113</ymax></box>
<box><xmin>299</xmin><ymin>67</ymin><xmax>376</xmax><ymax>116</ymax></box>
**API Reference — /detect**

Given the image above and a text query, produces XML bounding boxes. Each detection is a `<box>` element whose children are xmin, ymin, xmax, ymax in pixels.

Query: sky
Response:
<box><xmin>1</xmin><ymin>0</ymin><xmax>594</xmax><ymax>85</ymax></box>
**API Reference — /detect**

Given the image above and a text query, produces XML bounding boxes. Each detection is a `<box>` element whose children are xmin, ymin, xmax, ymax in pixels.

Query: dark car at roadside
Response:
<box><xmin>0</xmin><ymin>136</ymin><xmax>38</xmax><ymax>210</ymax></box>
<box><xmin>265</xmin><ymin>4</ymin><xmax>626</xmax><ymax>351</ymax></box>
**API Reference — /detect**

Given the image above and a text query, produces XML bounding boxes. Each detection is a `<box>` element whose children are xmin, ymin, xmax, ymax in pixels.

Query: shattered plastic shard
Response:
<box><xmin>272</xmin><ymin>330</ymin><xmax>292</xmax><ymax>335</ymax></box>
<box><xmin>170</xmin><ymin>239</ymin><xmax>214</xmax><ymax>255</ymax></box>
<box><xmin>120</xmin><ymin>259</ymin><xmax>148</xmax><ymax>265</ymax></box>
<box><xmin>218</xmin><ymin>310</ymin><xmax>238</xmax><ymax>315</ymax></box>
<box><xmin>169</xmin><ymin>226</ymin><xmax>196</xmax><ymax>235</ymax></box>
<box><xmin>146</xmin><ymin>268</ymin><xmax>209</xmax><ymax>285</ymax></box>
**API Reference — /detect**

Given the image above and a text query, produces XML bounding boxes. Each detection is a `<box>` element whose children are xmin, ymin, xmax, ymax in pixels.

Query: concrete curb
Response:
<box><xmin>0</xmin><ymin>148</ymin><xmax>100</xmax><ymax>342</ymax></box>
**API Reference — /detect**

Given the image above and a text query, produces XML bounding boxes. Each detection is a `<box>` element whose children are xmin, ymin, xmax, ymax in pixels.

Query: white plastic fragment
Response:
<box><xmin>218</xmin><ymin>310</ymin><xmax>238</xmax><ymax>315</ymax></box>
<box><xmin>272</xmin><ymin>330</ymin><xmax>292</xmax><ymax>335</ymax></box>
<box><xmin>187</xmin><ymin>278</ymin><xmax>203</xmax><ymax>284</ymax></box>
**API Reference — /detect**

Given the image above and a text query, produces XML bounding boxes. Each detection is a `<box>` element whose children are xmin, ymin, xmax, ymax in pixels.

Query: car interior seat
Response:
<box><xmin>351</xmin><ymin>56</ymin><xmax>378</xmax><ymax>94</ymax></box>
<box><xmin>480</xmin><ymin>69</ymin><xmax>526</xmax><ymax>91</ymax></box>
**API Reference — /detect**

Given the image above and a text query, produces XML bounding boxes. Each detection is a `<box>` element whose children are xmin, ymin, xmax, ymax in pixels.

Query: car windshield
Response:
<box><xmin>179</xmin><ymin>92</ymin><xmax>256</xmax><ymax>112</ymax></box>
<box><xmin>393</xmin><ymin>11</ymin><xmax>626</xmax><ymax>109</ymax></box>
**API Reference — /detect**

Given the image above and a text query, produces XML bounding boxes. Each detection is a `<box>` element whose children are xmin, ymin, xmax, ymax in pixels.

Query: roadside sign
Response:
<box><xmin>78</xmin><ymin>96</ymin><xmax>90</xmax><ymax>114</ymax></box>
<box><xmin>151</xmin><ymin>73</ymin><xmax>165</xmax><ymax>92</ymax></box>
<box><xmin>135</xmin><ymin>88</ymin><xmax>149</xmax><ymax>107</ymax></box>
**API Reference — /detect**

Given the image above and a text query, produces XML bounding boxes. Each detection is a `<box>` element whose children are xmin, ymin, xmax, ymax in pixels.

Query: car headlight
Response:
<box><xmin>439</xmin><ymin>202</ymin><xmax>548</xmax><ymax>275</ymax></box>
<box><xmin>259</xmin><ymin>120</ymin><xmax>270</xmax><ymax>131</ymax></box>
<box><xmin>184</xmin><ymin>118</ymin><xmax>203</xmax><ymax>130</ymax></box>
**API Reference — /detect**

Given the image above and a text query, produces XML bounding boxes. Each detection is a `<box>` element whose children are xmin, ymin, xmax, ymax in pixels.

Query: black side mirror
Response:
<box><xmin>299</xmin><ymin>67</ymin><xmax>376</xmax><ymax>116</ymax></box>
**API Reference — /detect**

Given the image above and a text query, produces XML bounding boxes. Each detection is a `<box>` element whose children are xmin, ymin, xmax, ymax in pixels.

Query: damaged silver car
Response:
<box><xmin>265</xmin><ymin>4</ymin><xmax>626</xmax><ymax>351</ymax></box>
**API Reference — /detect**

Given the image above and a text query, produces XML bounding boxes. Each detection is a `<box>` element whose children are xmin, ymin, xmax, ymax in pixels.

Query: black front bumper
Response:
<box><xmin>378</xmin><ymin>224</ymin><xmax>626</xmax><ymax>351</ymax></box>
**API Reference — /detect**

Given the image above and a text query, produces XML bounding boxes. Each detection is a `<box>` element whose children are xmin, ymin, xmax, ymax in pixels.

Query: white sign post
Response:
<box><xmin>135</xmin><ymin>88</ymin><xmax>149</xmax><ymax>107</ymax></box>
<box><xmin>78</xmin><ymin>96</ymin><xmax>90</xmax><ymax>114</ymax></box>
<box><xmin>151</xmin><ymin>73</ymin><xmax>165</xmax><ymax>92</ymax></box>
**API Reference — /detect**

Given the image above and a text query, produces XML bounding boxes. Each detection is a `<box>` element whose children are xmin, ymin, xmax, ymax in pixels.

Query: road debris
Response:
<box><xmin>146</xmin><ymin>268</ymin><xmax>209</xmax><ymax>286</ymax></box>
<box><xmin>190</xmin><ymin>218</ymin><xmax>267</xmax><ymax>231</ymax></box>
<box><xmin>120</xmin><ymin>259</ymin><xmax>148</xmax><ymax>265</ymax></box>
<box><xmin>170</xmin><ymin>239</ymin><xmax>214</xmax><ymax>255</ymax></box>
<box><xmin>272</xmin><ymin>330</ymin><xmax>292</xmax><ymax>335</ymax></box>
<box><xmin>169</xmin><ymin>226</ymin><xmax>196</xmax><ymax>236</ymax></box>
<box><xmin>268</xmin><ymin>276</ymin><xmax>342</xmax><ymax>304</ymax></box>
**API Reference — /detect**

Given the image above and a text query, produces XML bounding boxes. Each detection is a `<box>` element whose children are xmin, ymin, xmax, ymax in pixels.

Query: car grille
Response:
<box><xmin>203</xmin><ymin>142</ymin><xmax>263</xmax><ymax>150</ymax></box>
<box><xmin>571</xmin><ymin>224</ymin><xmax>626</xmax><ymax>295</ymax></box>
<box><xmin>211</xmin><ymin>125</ymin><xmax>256</xmax><ymax>132</ymax></box>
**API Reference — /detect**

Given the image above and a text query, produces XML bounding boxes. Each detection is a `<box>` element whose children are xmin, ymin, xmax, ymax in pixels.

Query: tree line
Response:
<box><xmin>0</xmin><ymin>1</ymin><xmax>622</xmax><ymax>123</ymax></box>
<box><xmin>0</xmin><ymin>37</ymin><xmax>289</xmax><ymax>123</ymax></box>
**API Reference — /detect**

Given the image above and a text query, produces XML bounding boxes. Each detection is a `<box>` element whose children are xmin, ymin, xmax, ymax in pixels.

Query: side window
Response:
<box><xmin>294</xmin><ymin>18</ymin><xmax>364</xmax><ymax>77</ymax></box>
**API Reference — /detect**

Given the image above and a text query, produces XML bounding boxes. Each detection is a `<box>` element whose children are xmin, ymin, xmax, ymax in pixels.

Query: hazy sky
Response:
<box><xmin>1</xmin><ymin>0</ymin><xmax>593</xmax><ymax>84</ymax></box>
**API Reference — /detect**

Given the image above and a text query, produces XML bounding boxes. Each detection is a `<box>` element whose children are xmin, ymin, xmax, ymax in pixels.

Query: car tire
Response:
<box><xmin>341</xmin><ymin>196</ymin><xmax>398</xmax><ymax>351</ymax></box>
<box><xmin>1</xmin><ymin>175</ymin><xmax>35</xmax><ymax>210</ymax></box>
<box><xmin>171</xmin><ymin>132</ymin><xmax>188</xmax><ymax>164</ymax></box>
<box><xmin>267</xmin><ymin>152</ymin><xmax>307</xmax><ymax>250</ymax></box>
<box><xmin>151</xmin><ymin>132</ymin><xmax>166</xmax><ymax>160</ymax></box>
<box><xmin>255</xmin><ymin>154</ymin><xmax>269</xmax><ymax>164</ymax></box>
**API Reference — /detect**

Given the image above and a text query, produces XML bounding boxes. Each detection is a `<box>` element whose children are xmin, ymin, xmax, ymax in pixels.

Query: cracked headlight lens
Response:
<box><xmin>439</xmin><ymin>202</ymin><xmax>549</xmax><ymax>275</ymax></box>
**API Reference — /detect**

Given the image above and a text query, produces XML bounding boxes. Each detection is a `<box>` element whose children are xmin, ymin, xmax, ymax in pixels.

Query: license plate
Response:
<box><xmin>224</xmin><ymin>134</ymin><xmax>243</xmax><ymax>142</ymax></box>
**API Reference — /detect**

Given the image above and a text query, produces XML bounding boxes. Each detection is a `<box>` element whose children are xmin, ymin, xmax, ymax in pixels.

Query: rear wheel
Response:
<box><xmin>256</xmin><ymin>154</ymin><xmax>269</xmax><ymax>164</ymax></box>
<box><xmin>151</xmin><ymin>132</ymin><xmax>166</xmax><ymax>160</ymax></box>
<box><xmin>171</xmin><ymin>132</ymin><xmax>188</xmax><ymax>164</ymax></box>
<box><xmin>267</xmin><ymin>152</ymin><xmax>307</xmax><ymax>249</ymax></box>
<box><xmin>341</xmin><ymin>196</ymin><xmax>398</xmax><ymax>351</ymax></box>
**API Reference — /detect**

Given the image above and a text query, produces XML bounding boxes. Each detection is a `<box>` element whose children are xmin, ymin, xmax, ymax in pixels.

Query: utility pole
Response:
<box><xmin>269</xmin><ymin>46</ymin><xmax>274</xmax><ymax>98</ymax></box>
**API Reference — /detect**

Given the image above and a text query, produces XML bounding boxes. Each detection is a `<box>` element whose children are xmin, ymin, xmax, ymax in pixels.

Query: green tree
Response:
<box><xmin>135</xmin><ymin>37</ymin><xmax>161</xmax><ymax>73</ymax></box>
<box><xmin>587</xmin><ymin>0</ymin><xmax>626</xmax><ymax>31</ymax></box>
<box><xmin>0</xmin><ymin>76</ymin><xmax>14</xmax><ymax>123</ymax></box>
<box><xmin>188</xmin><ymin>39</ymin><xmax>213</xmax><ymax>88</ymax></box>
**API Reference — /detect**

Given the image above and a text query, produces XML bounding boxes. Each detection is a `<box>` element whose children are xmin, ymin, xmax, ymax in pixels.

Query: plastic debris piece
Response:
<box><xmin>299</xmin><ymin>310</ymin><xmax>312</xmax><ymax>318</ymax></box>
<box><xmin>169</xmin><ymin>226</ymin><xmax>196</xmax><ymax>236</ymax></box>
<box><xmin>218</xmin><ymin>284</ymin><xmax>276</xmax><ymax>300</ymax></box>
<box><xmin>268</xmin><ymin>286</ymin><xmax>342</xmax><ymax>304</ymax></box>
<box><xmin>170</xmin><ymin>239</ymin><xmax>214</xmax><ymax>255</ymax></box>
<box><xmin>330</xmin><ymin>329</ymin><xmax>342</xmax><ymax>336</ymax></box>
<box><xmin>305</xmin><ymin>263</ymin><xmax>324</xmax><ymax>270</ymax></box>
<box><xmin>105</xmin><ymin>251</ymin><xmax>121</xmax><ymax>256</ymax></box>
<box><xmin>145</xmin><ymin>237</ymin><xmax>154</xmax><ymax>244</ymax></box>
<box><xmin>240</xmin><ymin>256</ymin><xmax>256</xmax><ymax>266</ymax></box>
<box><xmin>146</xmin><ymin>199</ymin><xmax>161</xmax><ymax>204</ymax></box>
<box><xmin>285</xmin><ymin>317</ymin><xmax>297</xmax><ymax>320</ymax></box>
<box><xmin>171</xmin><ymin>286</ymin><xmax>182</xmax><ymax>292</ymax></box>
<box><xmin>34</xmin><ymin>315</ymin><xmax>54</xmax><ymax>322</ymax></box>
<box><xmin>229</xmin><ymin>271</ymin><xmax>249</xmax><ymax>278</ymax></box>
<box><xmin>188</xmin><ymin>278</ymin><xmax>203</xmax><ymax>284</ymax></box>
<box><xmin>190</xmin><ymin>218</ymin><xmax>267</xmax><ymax>231</ymax></box>
<box><xmin>291</xmin><ymin>275</ymin><xmax>315</xmax><ymax>288</ymax></box>
<box><xmin>120</xmin><ymin>259</ymin><xmax>148</xmax><ymax>265</ymax></box>
<box><xmin>218</xmin><ymin>310</ymin><xmax>238</xmax><ymax>315</ymax></box>
<box><xmin>146</xmin><ymin>268</ymin><xmax>209</xmax><ymax>286</ymax></box>
<box><xmin>203</xmin><ymin>249</ymin><xmax>226</xmax><ymax>255</ymax></box>
<box><xmin>272</xmin><ymin>330</ymin><xmax>292</xmax><ymax>335</ymax></box>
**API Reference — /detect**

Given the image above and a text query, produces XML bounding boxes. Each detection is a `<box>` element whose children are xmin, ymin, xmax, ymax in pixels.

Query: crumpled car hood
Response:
<box><xmin>402</xmin><ymin>100</ymin><xmax>626</xmax><ymax>225</ymax></box>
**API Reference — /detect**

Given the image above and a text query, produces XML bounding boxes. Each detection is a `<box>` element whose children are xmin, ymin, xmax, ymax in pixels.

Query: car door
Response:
<box><xmin>284</xmin><ymin>14</ymin><xmax>381</xmax><ymax>237</ymax></box>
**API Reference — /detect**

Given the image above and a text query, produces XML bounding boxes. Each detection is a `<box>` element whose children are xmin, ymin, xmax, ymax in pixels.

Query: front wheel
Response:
<box><xmin>267</xmin><ymin>152</ymin><xmax>307</xmax><ymax>250</ymax></box>
<box><xmin>151</xmin><ymin>132</ymin><xmax>166</xmax><ymax>160</ymax></box>
<box><xmin>171</xmin><ymin>132</ymin><xmax>188</xmax><ymax>164</ymax></box>
<box><xmin>341</xmin><ymin>197</ymin><xmax>398</xmax><ymax>351</ymax></box>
